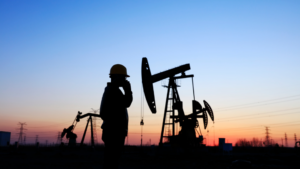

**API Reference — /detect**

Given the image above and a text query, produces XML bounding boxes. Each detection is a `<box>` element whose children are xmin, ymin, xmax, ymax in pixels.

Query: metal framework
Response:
<box><xmin>17</xmin><ymin>122</ymin><xmax>26</xmax><ymax>145</ymax></box>
<box><xmin>159</xmin><ymin>75</ymin><xmax>194</xmax><ymax>145</ymax></box>
<box><xmin>78</xmin><ymin>113</ymin><xmax>101</xmax><ymax>147</ymax></box>
<box><xmin>141</xmin><ymin>57</ymin><xmax>214</xmax><ymax>147</ymax></box>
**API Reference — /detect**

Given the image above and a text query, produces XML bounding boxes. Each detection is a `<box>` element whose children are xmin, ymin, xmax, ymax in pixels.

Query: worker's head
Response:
<box><xmin>109</xmin><ymin>64</ymin><xmax>129</xmax><ymax>86</ymax></box>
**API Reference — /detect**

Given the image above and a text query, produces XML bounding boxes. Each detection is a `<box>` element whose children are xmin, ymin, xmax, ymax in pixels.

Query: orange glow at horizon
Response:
<box><xmin>1</xmin><ymin>102</ymin><xmax>300</xmax><ymax>147</ymax></box>
<box><xmin>2</xmin><ymin>120</ymin><xmax>298</xmax><ymax>147</ymax></box>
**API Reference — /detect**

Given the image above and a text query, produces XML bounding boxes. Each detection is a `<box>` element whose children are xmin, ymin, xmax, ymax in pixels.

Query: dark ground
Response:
<box><xmin>0</xmin><ymin>145</ymin><xmax>299</xmax><ymax>169</ymax></box>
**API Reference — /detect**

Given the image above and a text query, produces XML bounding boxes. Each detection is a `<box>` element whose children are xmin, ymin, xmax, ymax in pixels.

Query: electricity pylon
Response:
<box><xmin>91</xmin><ymin>108</ymin><xmax>99</xmax><ymax>145</ymax></box>
<box><xmin>16</xmin><ymin>122</ymin><xmax>27</xmax><ymax>145</ymax></box>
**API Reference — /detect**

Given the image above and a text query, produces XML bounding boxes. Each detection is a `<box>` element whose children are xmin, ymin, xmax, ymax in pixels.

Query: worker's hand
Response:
<box><xmin>122</xmin><ymin>80</ymin><xmax>131</xmax><ymax>93</ymax></box>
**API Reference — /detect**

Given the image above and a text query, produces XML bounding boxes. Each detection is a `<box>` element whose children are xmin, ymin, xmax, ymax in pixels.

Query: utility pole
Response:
<box><xmin>213</xmin><ymin>125</ymin><xmax>215</xmax><ymax>146</ymax></box>
<box><xmin>285</xmin><ymin>133</ymin><xmax>288</xmax><ymax>147</ymax></box>
<box><xmin>294</xmin><ymin>133</ymin><xmax>297</xmax><ymax>144</ymax></box>
<box><xmin>207</xmin><ymin>130</ymin><xmax>209</xmax><ymax>146</ymax></box>
<box><xmin>23</xmin><ymin>135</ymin><xmax>26</xmax><ymax>145</ymax></box>
<box><xmin>56</xmin><ymin>132</ymin><xmax>62</xmax><ymax>144</ymax></box>
<box><xmin>91</xmin><ymin>108</ymin><xmax>98</xmax><ymax>145</ymax></box>
<box><xmin>35</xmin><ymin>135</ymin><xmax>39</xmax><ymax>144</ymax></box>
<box><xmin>141</xmin><ymin>125</ymin><xmax>143</xmax><ymax>147</ymax></box>
<box><xmin>92</xmin><ymin>117</ymin><xmax>98</xmax><ymax>145</ymax></box>
<box><xmin>17</xmin><ymin>122</ymin><xmax>27</xmax><ymax>145</ymax></box>
<box><xmin>265</xmin><ymin>126</ymin><xmax>270</xmax><ymax>146</ymax></box>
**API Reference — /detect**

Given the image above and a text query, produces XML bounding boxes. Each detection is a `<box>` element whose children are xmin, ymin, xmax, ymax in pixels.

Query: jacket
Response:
<box><xmin>99</xmin><ymin>82</ymin><xmax>133</xmax><ymax>136</ymax></box>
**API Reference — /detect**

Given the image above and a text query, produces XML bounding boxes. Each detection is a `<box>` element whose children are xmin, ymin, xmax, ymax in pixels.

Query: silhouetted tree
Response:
<box><xmin>235</xmin><ymin>138</ymin><xmax>263</xmax><ymax>147</ymax></box>
<box><xmin>251</xmin><ymin>138</ymin><xmax>263</xmax><ymax>147</ymax></box>
<box><xmin>235</xmin><ymin>139</ymin><xmax>251</xmax><ymax>147</ymax></box>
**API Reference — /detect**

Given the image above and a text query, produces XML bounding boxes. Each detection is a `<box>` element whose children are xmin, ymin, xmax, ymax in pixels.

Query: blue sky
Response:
<box><xmin>0</xmin><ymin>0</ymin><xmax>299</xmax><ymax>145</ymax></box>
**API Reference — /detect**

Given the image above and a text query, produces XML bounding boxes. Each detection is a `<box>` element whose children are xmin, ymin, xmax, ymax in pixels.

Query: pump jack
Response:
<box><xmin>295</xmin><ymin>141</ymin><xmax>300</xmax><ymax>148</ymax></box>
<box><xmin>61</xmin><ymin>111</ymin><xmax>101</xmax><ymax>147</ymax></box>
<box><xmin>141</xmin><ymin>57</ymin><xmax>214</xmax><ymax>146</ymax></box>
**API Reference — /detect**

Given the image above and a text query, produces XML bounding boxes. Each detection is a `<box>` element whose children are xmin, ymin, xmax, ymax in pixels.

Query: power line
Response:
<box><xmin>216</xmin><ymin>98</ymin><xmax>300</xmax><ymax>112</ymax></box>
<box><xmin>219</xmin><ymin>124</ymin><xmax>300</xmax><ymax>135</ymax></box>
<box><xmin>217</xmin><ymin>107</ymin><xmax>300</xmax><ymax>121</ymax></box>
<box><xmin>130</xmin><ymin>95</ymin><xmax>300</xmax><ymax>118</ymax></box>
<box><xmin>217</xmin><ymin>120</ymin><xmax>300</xmax><ymax>131</ymax></box>
<box><xmin>26</xmin><ymin>110</ymin><xmax>99</xmax><ymax>129</ymax></box>
<box><xmin>216</xmin><ymin>121</ymin><xmax>300</xmax><ymax>135</ymax></box>
<box><xmin>269</xmin><ymin>123</ymin><xmax>300</xmax><ymax>128</ymax></box>
<box><xmin>217</xmin><ymin>111</ymin><xmax>300</xmax><ymax>123</ymax></box>
<box><xmin>215</xmin><ymin>94</ymin><xmax>300</xmax><ymax>110</ymax></box>
<box><xmin>27</xmin><ymin>120</ymin><xmax>73</xmax><ymax>128</ymax></box>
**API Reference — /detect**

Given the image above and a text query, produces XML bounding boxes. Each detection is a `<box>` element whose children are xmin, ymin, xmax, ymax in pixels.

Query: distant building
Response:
<box><xmin>219</xmin><ymin>138</ymin><xmax>232</xmax><ymax>153</ymax></box>
<box><xmin>219</xmin><ymin>138</ymin><xmax>225</xmax><ymax>148</ymax></box>
<box><xmin>0</xmin><ymin>131</ymin><xmax>11</xmax><ymax>146</ymax></box>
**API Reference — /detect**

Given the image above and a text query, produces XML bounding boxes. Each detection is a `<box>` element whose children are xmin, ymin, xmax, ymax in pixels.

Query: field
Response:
<box><xmin>0</xmin><ymin>145</ymin><xmax>298</xmax><ymax>169</ymax></box>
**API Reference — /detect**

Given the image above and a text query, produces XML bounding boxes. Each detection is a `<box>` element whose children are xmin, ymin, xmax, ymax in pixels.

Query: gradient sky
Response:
<box><xmin>1</xmin><ymin>0</ymin><xmax>300</xmax><ymax>146</ymax></box>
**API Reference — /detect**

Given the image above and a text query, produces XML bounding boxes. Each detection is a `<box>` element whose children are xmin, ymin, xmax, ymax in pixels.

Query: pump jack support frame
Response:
<box><xmin>76</xmin><ymin>113</ymin><xmax>101</xmax><ymax>147</ymax></box>
<box><xmin>159</xmin><ymin>75</ymin><xmax>194</xmax><ymax>146</ymax></box>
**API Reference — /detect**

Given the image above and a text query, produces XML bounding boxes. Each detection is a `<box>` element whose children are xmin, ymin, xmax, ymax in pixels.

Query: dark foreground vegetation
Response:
<box><xmin>0</xmin><ymin>145</ymin><xmax>298</xmax><ymax>169</ymax></box>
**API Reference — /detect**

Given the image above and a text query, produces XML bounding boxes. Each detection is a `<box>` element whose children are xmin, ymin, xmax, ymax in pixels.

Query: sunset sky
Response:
<box><xmin>1</xmin><ymin>0</ymin><xmax>300</xmax><ymax>146</ymax></box>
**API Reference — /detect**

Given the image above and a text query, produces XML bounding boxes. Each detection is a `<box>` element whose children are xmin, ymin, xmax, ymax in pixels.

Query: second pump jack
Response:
<box><xmin>61</xmin><ymin>111</ymin><xmax>101</xmax><ymax>147</ymax></box>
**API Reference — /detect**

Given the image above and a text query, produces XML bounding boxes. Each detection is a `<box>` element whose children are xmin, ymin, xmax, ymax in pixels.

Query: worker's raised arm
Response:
<box><xmin>122</xmin><ymin>80</ymin><xmax>133</xmax><ymax>107</ymax></box>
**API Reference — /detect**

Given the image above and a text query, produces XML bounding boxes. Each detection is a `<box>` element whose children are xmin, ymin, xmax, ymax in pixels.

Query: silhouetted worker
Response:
<box><xmin>100</xmin><ymin>64</ymin><xmax>133</xmax><ymax>169</ymax></box>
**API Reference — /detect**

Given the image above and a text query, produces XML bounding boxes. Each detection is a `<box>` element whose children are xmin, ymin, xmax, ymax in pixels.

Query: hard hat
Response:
<box><xmin>109</xmin><ymin>64</ymin><xmax>130</xmax><ymax>77</ymax></box>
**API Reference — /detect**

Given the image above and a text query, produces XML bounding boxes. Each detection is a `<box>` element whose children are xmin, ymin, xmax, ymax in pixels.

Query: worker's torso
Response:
<box><xmin>100</xmin><ymin>83</ymin><xmax>129</xmax><ymax>135</ymax></box>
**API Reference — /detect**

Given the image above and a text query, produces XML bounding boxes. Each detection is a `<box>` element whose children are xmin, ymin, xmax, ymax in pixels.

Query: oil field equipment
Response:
<box><xmin>295</xmin><ymin>141</ymin><xmax>300</xmax><ymax>148</ymax></box>
<box><xmin>141</xmin><ymin>57</ymin><xmax>214</xmax><ymax>146</ymax></box>
<box><xmin>61</xmin><ymin>111</ymin><xmax>82</xmax><ymax>146</ymax></box>
<box><xmin>61</xmin><ymin>110</ymin><xmax>100</xmax><ymax>147</ymax></box>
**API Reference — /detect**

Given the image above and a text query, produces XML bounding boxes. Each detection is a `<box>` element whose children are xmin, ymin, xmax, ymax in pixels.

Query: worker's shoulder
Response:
<box><xmin>104</xmin><ymin>83</ymin><xmax>122</xmax><ymax>93</ymax></box>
